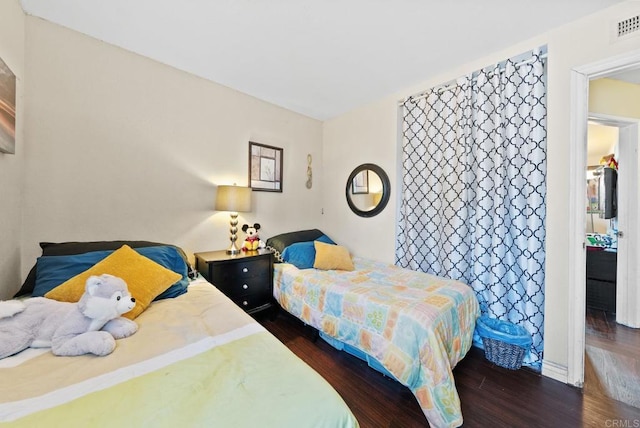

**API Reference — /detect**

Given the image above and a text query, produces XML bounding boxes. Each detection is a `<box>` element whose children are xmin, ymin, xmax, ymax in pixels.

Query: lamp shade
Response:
<box><xmin>215</xmin><ymin>185</ymin><xmax>252</xmax><ymax>213</ymax></box>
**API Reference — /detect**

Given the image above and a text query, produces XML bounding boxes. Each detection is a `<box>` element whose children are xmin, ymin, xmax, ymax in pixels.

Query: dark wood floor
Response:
<box><xmin>260</xmin><ymin>310</ymin><xmax>640</xmax><ymax>427</ymax></box>
<box><xmin>585</xmin><ymin>308</ymin><xmax>640</xmax><ymax>409</ymax></box>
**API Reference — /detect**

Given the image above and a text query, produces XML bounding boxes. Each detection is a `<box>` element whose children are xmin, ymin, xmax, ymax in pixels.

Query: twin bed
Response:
<box><xmin>1</xmin><ymin>240</ymin><xmax>358</xmax><ymax>427</ymax></box>
<box><xmin>2</xmin><ymin>233</ymin><xmax>479</xmax><ymax>428</ymax></box>
<box><xmin>267</xmin><ymin>229</ymin><xmax>480</xmax><ymax>428</ymax></box>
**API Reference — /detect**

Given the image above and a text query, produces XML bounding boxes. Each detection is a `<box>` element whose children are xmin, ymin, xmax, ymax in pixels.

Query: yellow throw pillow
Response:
<box><xmin>45</xmin><ymin>245</ymin><xmax>181</xmax><ymax>319</ymax></box>
<box><xmin>313</xmin><ymin>241</ymin><xmax>354</xmax><ymax>271</ymax></box>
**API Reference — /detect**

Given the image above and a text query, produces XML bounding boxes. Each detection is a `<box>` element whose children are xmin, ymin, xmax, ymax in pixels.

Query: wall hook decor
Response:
<box><xmin>306</xmin><ymin>154</ymin><xmax>313</xmax><ymax>189</ymax></box>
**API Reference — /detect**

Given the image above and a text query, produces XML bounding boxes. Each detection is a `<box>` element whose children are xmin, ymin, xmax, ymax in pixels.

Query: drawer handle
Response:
<box><xmin>242</xmin><ymin>284</ymin><xmax>248</xmax><ymax>290</ymax></box>
<box><xmin>242</xmin><ymin>267</ymin><xmax>249</xmax><ymax>273</ymax></box>
<box><xmin>242</xmin><ymin>300</ymin><xmax>248</xmax><ymax>306</ymax></box>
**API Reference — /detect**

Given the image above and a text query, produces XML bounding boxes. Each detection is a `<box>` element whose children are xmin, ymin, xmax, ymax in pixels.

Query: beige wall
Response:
<box><xmin>587</xmin><ymin>123</ymin><xmax>618</xmax><ymax>166</ymax></box>
<box><xmin>322</xmin><ymin>98</ymin><xmax>399</xmax><ymax>261</ymax></box>
<box><xmin>590</xmin><ymin>77</ymin><xmax>640</xmax><ymax>118</ymax></box>
<box><xmin>0</xmin><ymin>0</ymin><xmax>25</xmax><ymax>299</ymax></box>
<box><xmin>322</xmin><ymin>2</ymin><xmax>640</xmax><ymax>376</ymax></box>
<box><xmin>18</xmin><ymin>17</ymin><xmax>323</xmax><ymax>294</ymax></box>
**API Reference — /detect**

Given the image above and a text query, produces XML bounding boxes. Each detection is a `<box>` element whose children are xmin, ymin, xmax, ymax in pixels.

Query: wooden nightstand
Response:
<box><xmin>194</xmin><ymin>249</ymin><xmax>274</xmax><ymax>316</ymax></box>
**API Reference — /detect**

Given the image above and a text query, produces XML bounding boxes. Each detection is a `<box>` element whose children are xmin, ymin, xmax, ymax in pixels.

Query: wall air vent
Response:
<box><xmin>615</xmin><ymin>15</ymin><xmax>640</xmax><ymax>40</ymax></box>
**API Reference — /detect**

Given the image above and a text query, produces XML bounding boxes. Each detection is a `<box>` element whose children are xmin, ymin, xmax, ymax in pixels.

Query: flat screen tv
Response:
<box><xmin>598</xmin><ymin>167</ymin><xmax>617</xmax><ymax>219</ymax></box>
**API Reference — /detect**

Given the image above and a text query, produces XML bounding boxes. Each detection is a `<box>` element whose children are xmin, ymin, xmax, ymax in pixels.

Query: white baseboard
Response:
<box><xmin>541</xmin><ymin>359</ymin><xmax>568</xmax><ymax>384</ymax></box>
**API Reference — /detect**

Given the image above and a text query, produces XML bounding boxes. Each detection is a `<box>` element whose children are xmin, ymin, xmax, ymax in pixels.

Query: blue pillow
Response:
<box><xmin>281</xmin><ymin>235</ymin><xmax>337</xmax><ymax>269</ymax></box>
<box><xmin>281</xmin><ymin>242</ymin><xmax>316</xmax><ymax>269</ymax></box>
<box><xmin>33</xmin><ymin>246</ymin><xmax>189</xmax><ymax>300</ymax></box>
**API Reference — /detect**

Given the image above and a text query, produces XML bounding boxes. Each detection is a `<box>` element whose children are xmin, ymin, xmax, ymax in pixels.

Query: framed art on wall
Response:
<box><xmin>0</xmin><ymin>55</ymin><xmax>16</xmax><ymax>155</ymax></box>
<box><xmin>351</xmin><ymin>169</ymin><xmax>369</xmax><ymax>194</ymax></box>
<box><xmin>249</xmin><ymin>141</ymin><xmax>283</xmax><ymax>192</ymax></box>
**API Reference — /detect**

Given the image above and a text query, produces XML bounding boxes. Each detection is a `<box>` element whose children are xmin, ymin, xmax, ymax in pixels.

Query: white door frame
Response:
<box><xmin>568</xmin><ymin>49</ymin><xmax>640</xmax><ymax>387</ymax></box>
<box><xmin>588</xmin><ymin>114</ymin><xmax>640</xmax><ymax>328</ymax></box>
<box><xmin>615</xmin><ymin>120</ymin><xmax>640</xmax><ymax>328</ymax></box>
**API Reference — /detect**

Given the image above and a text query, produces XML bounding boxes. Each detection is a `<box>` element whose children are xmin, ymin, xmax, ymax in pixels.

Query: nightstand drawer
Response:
<box><xmin>215</xmin><ymin>274</ymin><xmax>270</xmax><ymax>298</ymax></box>
<box><xmin>210</xmin><ymin>257</ymin><xmax>270</xmax><ymax>282</ymax></box>
<box><xmin>230</xmin><ymin>293</ymin><xmax>272</xmax><ymax>312</ymax></box>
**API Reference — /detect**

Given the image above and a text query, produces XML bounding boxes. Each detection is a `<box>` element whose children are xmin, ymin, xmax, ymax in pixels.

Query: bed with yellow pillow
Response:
<box><xmin>267</xmin><ymin>230</ymin><xmax>480</xmax><ymax>428</ymax></box>
<box><xmin>2</xmin><ymin>241</ymin><xmax>358</xmax><ymax>428</ymax></box>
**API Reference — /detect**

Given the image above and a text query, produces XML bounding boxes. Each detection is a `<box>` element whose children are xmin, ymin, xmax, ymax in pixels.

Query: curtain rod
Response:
<box><xmin>399</xmin><ymin>51</ymin><xmax>548</xmax><ymax>105</ymax></box>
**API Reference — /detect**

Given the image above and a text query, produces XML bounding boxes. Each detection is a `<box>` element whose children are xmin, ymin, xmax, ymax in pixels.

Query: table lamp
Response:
<box><xmin>215</xmin><ymin>184</ymin><xmax>252</xmax><ymax>254</ymax></box>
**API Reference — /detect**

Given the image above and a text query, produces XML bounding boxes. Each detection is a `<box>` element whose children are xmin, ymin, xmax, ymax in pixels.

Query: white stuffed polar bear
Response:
<box><xmin>0</xmin><ymin>274</ymin><xmax>138</xmax><ymax>359</ymax></box>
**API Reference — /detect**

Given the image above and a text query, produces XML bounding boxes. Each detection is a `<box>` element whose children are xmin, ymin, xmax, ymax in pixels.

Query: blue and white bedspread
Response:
<box><xmin>274</xmin><ymin>257</ymin><xmax>479</xmax><ymax>428</ymax></box>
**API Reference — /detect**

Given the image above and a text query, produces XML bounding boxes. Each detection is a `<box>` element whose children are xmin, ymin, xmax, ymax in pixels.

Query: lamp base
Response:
<box><xmin>226</xmin><ymin>245</ymin><xmax>242</xmax><ymax>255</ymax></box>
<box><xmin>226</xmin><ymin>212</ymin><xmax>241</xmax><ymax>255</ymax></box>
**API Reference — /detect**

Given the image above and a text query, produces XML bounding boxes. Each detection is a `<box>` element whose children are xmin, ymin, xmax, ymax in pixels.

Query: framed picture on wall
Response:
<box><xmin>249</xmin><ymin>141</ymin><xmax>283</xmax><ymax>192</ymax></box>
<box><xmin>351</xmin><ymin>170</ymin><xmax>369</xmax><ymax>194</ymax></box>
<box><xmin>0</xmin><ymin>55</ymin><xmax>16</xmax><ymax>155</ymax></box>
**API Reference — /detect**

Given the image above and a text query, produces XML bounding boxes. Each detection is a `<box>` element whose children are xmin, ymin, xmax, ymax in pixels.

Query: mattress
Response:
<box><xmin>0</xmin><ymin>280</ymin><xmax>359</xmax><ymax>428</ymax></box>
<box><xmin>274</xmin><ymin>257</ymin><xmax>479</xmax><ymax>428</ymax></box>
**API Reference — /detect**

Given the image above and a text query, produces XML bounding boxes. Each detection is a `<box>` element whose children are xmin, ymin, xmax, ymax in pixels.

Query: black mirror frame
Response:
<box><xmin>345</xmin><ymin>163</ymin><xmax>391</xmax><ymax>218</ymax></box>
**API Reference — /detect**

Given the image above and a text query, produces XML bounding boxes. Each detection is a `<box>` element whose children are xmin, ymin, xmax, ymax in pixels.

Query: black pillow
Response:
<box><xmin>14</xmin><ymin>240</ymin><xmax>196</xmax><ymax>297</ymax></box>
<box><xmin>39</xmin><ymin>241</ymin><xmax>185</xmax><ymax>257</ymax></box>
<box><xmin>265</xmin><ymin>229</ymin><xmax>325</xmax><ymax>255</ymax></box>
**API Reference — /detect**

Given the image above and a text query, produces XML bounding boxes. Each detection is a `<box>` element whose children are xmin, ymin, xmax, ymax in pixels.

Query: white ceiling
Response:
<box><xmin>20</xmin><ymin>0</ymin><xmax>626</xmax><ymax>120</ymax></box>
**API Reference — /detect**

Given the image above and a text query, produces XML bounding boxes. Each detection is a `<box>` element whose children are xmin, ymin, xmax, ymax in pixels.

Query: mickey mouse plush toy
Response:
<box><xmin>241</xmin><ymin>223</ymin><xmax>265</xmax><ymax>252</ymax></box>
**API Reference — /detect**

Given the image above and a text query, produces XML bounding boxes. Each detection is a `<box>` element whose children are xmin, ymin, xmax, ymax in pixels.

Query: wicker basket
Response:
<box><xmin>481</xmin><ymin>337</ymin><xmax>527</xmax><ymax>370</ymax></box>
<box><xmin>476</xmin><ymin>316</ymin><xmax>531</xmax><ymax>370</ymax></box>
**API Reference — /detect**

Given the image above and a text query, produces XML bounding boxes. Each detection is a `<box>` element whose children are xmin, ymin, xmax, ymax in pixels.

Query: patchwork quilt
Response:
<box><xmin>274</xmin><ymin>257</ymin><xmax>479</xmax><ymax>428</ymax></box>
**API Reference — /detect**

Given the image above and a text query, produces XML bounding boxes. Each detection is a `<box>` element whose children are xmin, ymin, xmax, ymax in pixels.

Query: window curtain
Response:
<box><xmin>396</xmin><ymin>50</ymin><xmax>546</xmax><ymax>369</ymax></box>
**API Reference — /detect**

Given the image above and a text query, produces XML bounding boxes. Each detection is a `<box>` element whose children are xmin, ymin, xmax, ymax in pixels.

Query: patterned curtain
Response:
<box><xmin>396</xmin><ymin>50</ymin><xmax>546</xmax><ymax>369</ymax></box>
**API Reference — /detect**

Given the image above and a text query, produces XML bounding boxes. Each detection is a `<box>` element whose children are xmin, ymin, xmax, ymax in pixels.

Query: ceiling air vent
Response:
<box><xmin>615</xmin><ymin>15</ymin><xmax>640</xmax><ymax>40</ymax></box>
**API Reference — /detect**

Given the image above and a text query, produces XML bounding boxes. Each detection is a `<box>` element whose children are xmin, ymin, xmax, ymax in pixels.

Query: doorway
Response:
<box><xmin>584</xmin><ymin>117</ymin><xmax>640</xmax><ymax>407</ymax></box>
<box><xmin>568</xmin><ymin>49</ymin><xmax>640</xmax><ymax>390</ymax></box>
<box><xmin>587</xmin><ymin>115</ymin><xmax>640</xmax><ymax>328</ymax></box>
<box><xmin>584</xmin><ymin>120</ymin><xmax>618</xmax><ymax>317</ymax></box>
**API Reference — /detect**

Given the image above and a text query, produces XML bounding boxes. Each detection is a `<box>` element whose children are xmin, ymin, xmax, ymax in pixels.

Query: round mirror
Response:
<box><xmin>345</xmin><ymin>163</ymin><xmax>391</xmax><ymax>217</ymax></box>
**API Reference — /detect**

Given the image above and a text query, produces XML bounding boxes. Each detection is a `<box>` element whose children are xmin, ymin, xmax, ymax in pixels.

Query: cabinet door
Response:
<box><xmin>211</xmin><ymin>257</ymin><xmax>270</xmax><ymax>283</ymax></box>
<box><xmin>586</xmin><ymin>279</ymin><xmax>616</xmax><ymax>312</ymax></box>
<box><xmin>586</xmin><ymin>251</ymin><xmax>616</xmax><ymax>282</ymax></box>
